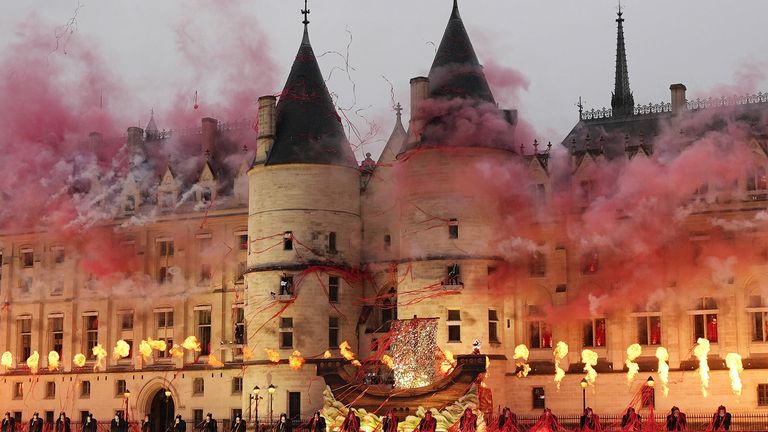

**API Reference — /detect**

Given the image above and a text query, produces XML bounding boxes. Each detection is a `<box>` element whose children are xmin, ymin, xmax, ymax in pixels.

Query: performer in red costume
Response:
<box><xmin>457</xmin><ymin>408</ymin><xmax>476</xmax><ymax>432</ymax></box>
<box><xmin>416</xmin><ymin>412</ymin><xmax>437</xmax><ymax>432</ymax></box>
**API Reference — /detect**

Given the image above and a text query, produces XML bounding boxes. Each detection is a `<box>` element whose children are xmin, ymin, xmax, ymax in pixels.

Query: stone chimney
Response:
<box><xmin>127</xmin><ymin>127</ymin><xmax>144</xmax><ymax>147</ymax></box>
<box><xmin>408</xmin><ymin>77</ymin><xmax>429</xmax><ymax>145</ymax></box>
<box><xmin>201</xmin><ymin>117</ymin><xmax>218</xmax><ymax>156</ymax></box>
<box><xmin>254</xmin><ymin>95</ymin><xmax>277</xmax><ymax>164</ymax></box>
<box><xmin>670</xmin><ymin>83</ymin><xmax>687</xmax><ymax>114</ymax></box>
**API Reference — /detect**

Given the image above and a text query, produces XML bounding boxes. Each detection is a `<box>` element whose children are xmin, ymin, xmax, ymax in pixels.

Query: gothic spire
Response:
<box><xmin>611</xmin><ymin>4</ymin><xmax>634</xmax><ymax>117</ymax></box>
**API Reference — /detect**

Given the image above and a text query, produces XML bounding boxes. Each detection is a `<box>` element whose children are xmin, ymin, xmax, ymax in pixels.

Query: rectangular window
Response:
<box><xmin>488</xmin><ymin>310</ymin><xmax>500</xmax><ymax>343</ymax></box>
<box><xmin>528</xmin><ymin>321</ymin><xmax>553</xmax><ymax>349</ymax></box>
<box><xmin>49</xmin><ymin>316</ymin><xmax>64</xmax><ymax>357</ymax></box>
<box><xmin>384</xmin><ymin>235</ymin><xmax>391</xmax><ymax>251</ymax></box>
<box><xmin>84</xmin><ymin>315</ymin><xmax>99</xmax><ymax>359</ymax></box>
<box><xmin>238</xmin><ymin>234</ymin><xmax>248</xmax><ymax>251</ymax></box>
<box><xmin>288</xmin><ymin>392</ymin><xmax>301</xmax><ymax>423</ymax></box>
<box><xmin>45</xmin><ymin>413</ymin><xmax>54</xmax><ymax>425</ymax></box>
<box><xmin>283</xmin><ymin>232</ymin><xmax>293</xmax><ymax>250</ymax></box>
<box><xmin>81</xmin><ymin>381</ymin><xmax>91</xmax><ymax>398</ymax></box>
<box><xmin>193</xmin><ymin>411</ymin><xmax>204</xmax><ymax>426</ymax></box>
<box><xmin>13</xmin><ymin>382</ymin><xmax>23</xmax><ymax>399</ymax></box>
<box><xmin>115</xmin><ymin>379</ymin><xmax>127</xmax><ymax>397</ymax></box>
<box><xmin>45</xmin><ymin>381</ymin><xmax>56</xmax><ymax>399</ymax></box>
<box><xmin>158</xmin><ymin>240</ymin><xmax>174</xmax><ymax>257</ymax></box>
<box><xmin>328</xmin><ymin>277</ymin><xmax>340</xmax><ymax>303</ymax></box>
<box><xmin>231</xmin><ymin>377</ymin><xmax>243</xmax><ymax>395</ymax></box>
<box><xmin>22</xmin><ymin>249</ymin><xmax>34</xmax><ymax>268</ymax></box>
<box><xmin>196</xmin><ymin>309</ymin><xmax>212</xmax><ymax>356</ymax></box>
<box><xmin>18</xmin><ymin>317</ymin><xmax>32</xmax><ymax>362</ymax></box>
<box><xmin>532</xmin><ymin>387</ymin><xmax>546</xmax><ymax>409</ymax></box>
<box><xmin>155</xmin><ymin>310</ymin><xmax>173</xmax><ymax>359</ymax></box>
<box><xmin>234</xmin><ymin>306</ymin><xmax>246</xmax><ymax>345</ymax></box>
<box><xmin>529</xmin><ymin>251</ymin><xmax>546</xmax><ymax>277</ymax></box>
<box><xmin>448</xmin><ymin>219</ymin><xmax>459</xmax><ymax>239</ymax></box>
<box><xmin>753</xmin><ymin>311</ymin><xmax>768</xmax><ymax>342</ymax></box>
<box><xmin>637</xmin><ymin>316</ymin><xmax>662</xmax><ymax>345</ymax></box>
<box><xmin>193</xmin><ymin>378</ymin><xmax>204</xmax><ymax>395</ymax></box>
<box><xmin>329</xmin><ymin>317</ymin><xmax>340</xmax><ymax>348</ymax></box>
<box><xmin>53</xmin><ymin>248</ymin><xmax>65</xmax><ymax>264</ymax></box>
<box><xmin>120</xmin><ymin>312</ymin><xmax>134</xmax><ymax>330</ymax></box>
<box><xmin>199</xmin><ymin>264</ymin><xmax>212</xmax><ymax>283</ymax></box>
<box><xmin>328</xmin><ymin>232</ymin><xmax>337</xmax><ymax>253</ymax></box>
<box><xmin>581</xmin><ymin>251</ymin><xmax>599</xmax><ymax>274</ymax></box>
<box><xmin>280</xmin><ymin>317</ymin><xmax>294</xmax><ymax>349</ymax></box>
<box><xmin>237</xmin><ymin>261</ymin><xmax>246</xmax><ymax>282</ymax></box>
<box><xmin>693</xmin><ymin>313</ymin><xmax>718</xmax><ymax>342</ymax></box>
<box><xmin>583</xmin><ymin>318</ymin><xmax>606</xmax><ymax>347</ymax></box>
<box><xmin>447</xmin><ymin>309</ymin><xmax>461</xmax><ymax>342</ymax></box>
<box><xmin>758</xmin><ymin>383</ymin><xmax>768</xmax><ymax>406</ymax></box>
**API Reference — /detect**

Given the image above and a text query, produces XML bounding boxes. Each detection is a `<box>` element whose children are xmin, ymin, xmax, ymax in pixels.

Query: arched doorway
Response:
<box><xmin>148</xmin><ymin>390</ymin><xmax>175</xmax><ymax>432</ymax></box>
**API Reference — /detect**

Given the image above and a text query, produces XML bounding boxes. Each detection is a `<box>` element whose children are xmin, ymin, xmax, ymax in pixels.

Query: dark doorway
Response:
<box><xmin>149</xmin><ymin>390</ymin><xmax>175</xmax><ymax>432</ymax></box>
<box><xmin>287</xmin><ymin>392</ymin><xmax>301</xmax><ymax>424</ymax></box>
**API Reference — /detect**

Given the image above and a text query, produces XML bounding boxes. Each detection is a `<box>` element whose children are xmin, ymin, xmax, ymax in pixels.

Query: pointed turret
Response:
<box><xmin>265</xmin><ymin>19</ymin><xmax>356</xmax><ymax>168</ymax></box>
<box><xmin>428</xmin><ymin>0</ymin><xmax>494</xmax><ymax>103</ymax></box>
<box><xmin>611</xmin><ymin>5</ymin><xmax>635</xmax><ymax>117</ymax></box>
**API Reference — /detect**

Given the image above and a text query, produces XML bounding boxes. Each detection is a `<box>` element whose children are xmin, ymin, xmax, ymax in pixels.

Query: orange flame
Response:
<box><xmin>73</xmin><ymin>353</ymin><xmax>86</xmax><ymax>368</ymax></box>
<box><xmin>323</xmin><ymin>350</ymin><xmax>332</xmax><ymax>359</ymax></box>
<box><xmin>513</xmin><ymin>344</ymin><xmax>531</xmax><ymax>377</ymax></box>
<box><xmin>289</xmin><ymin>351</ymin><xmax>305</xmax><ymax>370</ymax></box>
<box><xmin>92</xmin><ymin>344</ymin><xmax>107</xmax><ymax>371</ymax></box>
<box><xmin>47</xmin><ymin>351</ymin><xmax>60</xmax><ymax>371</ymax></box>
<box><xmin>693</xmin><ymin>338</ymin><xmax>710</xmax><ymax>397</ymax></box>
<box><xmin>725</xmin><ymin>353</ymin><xmax>743</xmax><ymax>396</ymax></box>
<box><xmin>265</xmin><ymin>348</ymin><xmax>280</xmax><ymax>363</ymax></box>
<box><xmin>581</xmin><ymin>349</ymin><xmax>598</xmax><ymax>386</ymax></box>
<box><xmin>553</xmin><ymin>341</ymin><xmax>569</xmax><ymax>390</ymax></box>
<box><xmin>207</xmin><ymin>354</ymin><xmax>225</xmax><ymax>368</ymax></box>
<box><xmin>182</xmin><ymin>336</ymin><xmax>201</xmax><ymax>352</ymax></box>
<box><xmin>113</xmin><ymin>340</ymin><xmax>131</xmax><ymax>361</ymax></box>
<box><xmin>1</xmin><ymin>351</ymin><xmax>13</xmax><ymax>369</ymax></box>
<box><xmin>242</xmin><ymin>347</ymin><xmax>254</xmax><ymax>360</ymax></box>
<box><xmin>26</xmin><ymin>351</ymin><xmax>40</xmax><ymax>374</ymax></box>
<box><xmin>339</xmin><ymin>341</ymin><xmax>356</xmax><ymax>361</ymax></box>
<box><xmin>169</xmin><ymin>345</ymin><xmax>184</xmax><ymax>358</ymax></box>
<box><xmin>440</xmin><ymin>350</ymin><xmax>457</xmax><ymax>374</ymax></box>
<box><xmin>655</xmin><ymin>347</ymin><xmax>670</xmax><ymax>396</ymax></box>
<box><xmin>625</xmin><ymin>343</ymin><xmax>642</xmax><ymax>383</ymax></box>
<box><xmin>351</xmin><ymin>360</ymin><xmax>362</xmax><ymax>367</ymax></box>
<box><xmin>381</xmin><ymin>355</ymin><xmax>394</xmax><ymax>369</ymax></box>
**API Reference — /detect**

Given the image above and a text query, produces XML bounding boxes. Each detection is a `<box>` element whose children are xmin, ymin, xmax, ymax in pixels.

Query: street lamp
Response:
<box><xmin>645</xmin><ymin>376</ymin><xmax>656</xmax><ymax>412</ymax></box>
<box><xmin>268</xmin><ymin>384</ymin><xmax>276</xmax><ymax>428</ymax></box>
<box><xmin>124</xmin><ymin>390</ymin><xmax>131</xmax><ymax>426</ymax></box>
<box><xmin>646</xmin><ymin>376</ymin><xmax>655</xmax><ymax>387</ymax></box>
<box><xmin>580</xmin><ymin>378</ymin><xmax>588</xmax><ymax>411</ymax></box>
<box><xmin>249</xmin><ymin>386</ymin><xmax>261</xmax><ymax>432</ymax></box>
<box><xmin>164</xmin><ymin>389</ymin><xmax>172</xmax><ymax>432</ymax></box>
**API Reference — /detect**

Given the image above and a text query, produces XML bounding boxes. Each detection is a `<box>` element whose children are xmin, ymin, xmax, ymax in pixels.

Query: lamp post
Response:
<box><xmin>268</xmin><ymin>384</ymin><xmax>276</xmax><ymax>428</ymax></box>
<box><xmin>124</xmin><ymin>390</ymin><xmax>131</xmax><ymax>427</ymax></box>
<box><xmin>249</xmin><ymin>386</ymin><xmax>261</xmax><ymax>432</ymax></box>
<box><xmin>645</xmin><ymin>376</ymin><xmax>656</xmax><ymax>412</ymax></box>
<box><xmin>164</xmin><ymin>389</ymin><xmax>172</xmax><ymax>432</ymax></box>
<box><xmin>580</xmin><ymin>378</ymin><xmax>588</xmax><ymax>411</ymax></box>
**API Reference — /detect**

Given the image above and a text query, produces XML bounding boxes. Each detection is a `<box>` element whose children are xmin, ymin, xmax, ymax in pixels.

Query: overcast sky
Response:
<box><xmin>2</xmin><ymin>0</ymin><xmax>768</xmax><ymax>159</ymax></box>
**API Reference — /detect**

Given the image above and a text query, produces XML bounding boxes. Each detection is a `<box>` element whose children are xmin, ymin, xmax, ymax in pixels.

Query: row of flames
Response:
<box><xmin>0</xmin><ymin>337</ymin><xmax>743</xmax><ymax>397</ymax></box>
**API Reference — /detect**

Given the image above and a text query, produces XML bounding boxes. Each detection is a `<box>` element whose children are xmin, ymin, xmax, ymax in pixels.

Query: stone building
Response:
<box><xmin>2</xmin><ymin>1</ymin><xmax>768</xmax><ymax>429</ymax></box>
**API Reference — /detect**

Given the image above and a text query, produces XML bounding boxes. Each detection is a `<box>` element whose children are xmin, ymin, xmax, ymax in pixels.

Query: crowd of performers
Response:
<box><xmin>0</xmin><ymin>406</ymin><xmax>736</xmax><ymax>432</ymax></box>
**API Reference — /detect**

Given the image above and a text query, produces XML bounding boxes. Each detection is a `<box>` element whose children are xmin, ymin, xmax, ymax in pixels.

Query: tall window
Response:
<box><xmin>329</xmin><ymin>317</ymin><xmax>340</xmax><ymax>348</ymax></box>
<box><xmin>527</xmin><ymin>305</ymin><xmax>552</xmax><ymax>349</ymax></box>
<box><xmin>234</xmin><ymin>306</ymin><xmax>246</xmax><ymax>345</ymax></box>
<box><xmin>283</xmin><ymin>232</ymin><xmax>293</xmax><ymax>250</ymax></box>
<box><xmin>201</xmin><ymin>187</ymin><xmax>212</xmax><ymax>204</ymax></box>
<box><xmin>193</xmin><ymin>411</ymin><xmax>204</xmax><ymax>425</ymax></box>
<box><xmin>120</xmin><ymin>312</ymin><xmax>134</xmax><ymax>331</ymax></box>
<box><xmin>155</xmin><ymin>309</ymin><xmax>174</xmax><ymax>359</ymax></box>
<box><xmin>447</xmin><ymin>310</ymin><xmax>461</xmax><ymax>342</ymax></box>
<box><xmin>159</xmin><ymin>266</ymin><xmax>172</xmax><ymax>284</ymax></box>
<box><xmin>158</xmin><ymin>240</ymin><xmax>174</xmax><ymax>257</ymax></box>
<box><xmin>80</xmin><ymin>381</ymin><xmax>91</xmax><ymax>398</ymax></box>
<box><xmin>18</xmin><ymin>317</ymin><xmax>32</xmax><ymax>362</ymax></box>
<box><xmin>749</xmin><ymin>295</ymin><xmax>768</xmax><ymax>342</ymax></box>
<box><xmin>238</xmin><ymin>234</ymin><xmax>248</xmax><ymax>251</ymax></box>
<box><xmin>328</xmin><ymin>277</ymin><xmax>340</xmax><ymax>303</ymax></box>
<box><xmin>637</xmin><ymin>316</ymin><xmax>662</xmax><ymax>345</ymax></box>
<box><xmin>747</xmin><ymin>167</ymin><xmax>768</xmax><ymax>192</ymax></box>
<box><xmin>13</xmin><ymin>383</ymin><xmax>22</xmax><ymax>399</ymax></box>
<box><xmin>583</xmin><ymin>318</ymin><xmax>606</xmax><ymax>347</ymax></box>
<box><xmin>488</xmin><ymin>310</ymin><xmax>500</xmax><ymax>344</ymax></box>
<box><xmin>193</xmin><ymin>378</ymin><xmax>204</xmax><ymax>395</ymax></box>
<box><xmin>196</xmin><ymin>309</ymin><xmax>212</xmax><ymax>356</ymax></box>
<box><xmin>692</xmin><ymin>297</ymin><xmax>718</xmax><ymax>342</ymax></box>
<box><xmin>529</xmin><ymin>251</ymin><xmax>546</xmax><ymax>277</ymax></box>
<box><xmin>231</xmin><ymin>377</ymin><xmax>243</xmax><ymax>395</ymax></box>
<box><xmin>328</xmin><ymin>232</ymin><xmax>337</xmax><ymax>254</ymax></box>
<box><xmin>84</xmin><ymin>315</ymin><xmax>99</xmax><ymax>359</ymax></box>
<box><xmin>53</xmin><ymin>248</ymin><xmax>65</xmax><ymax>264</ymax></box>
<box><xmin>21</xmin><ymin>249</ymin><xmax>34</xmax><ymax>268</ymax></box>
<box><xmin>45</xmin><ymin>382</ymin><xmax>56</xmax><ymax>398</ymax></box>
<box><xmin>384</xmin><ymin>235</ymin><xmax>391</xmax><ymax>251</ymax></box>
<box><xmin>448</xmin><ymin>219</ymin><xmax>459</xmax><ymax>239</ymax></box>
<box><xmin>49</xmin><ymin>316</ymin><xmax>64</xmax><ymax>357</ymax></box>
<box><xmin>199</xmin><ymin>264</ymin><xmax>212</xmax><ymax>284</ymax></box>
<box><xmin>532</xmin><ymin>387</ymin><xmax>545</xmax><ymax>409</ymax></box>
<box><xmin>115</xmin><ymin>379</ymin><xmax>127</xmax><ymax>396</ymax></box>
<box><xmin>581</xmin><ymin>251</ymin><xmax>599</xmax><ymax>274</ymax></box>
<box><xmin>280</xmin><ymin>318</ymin><xmax>294</xmax><ymax>349</ymax></box>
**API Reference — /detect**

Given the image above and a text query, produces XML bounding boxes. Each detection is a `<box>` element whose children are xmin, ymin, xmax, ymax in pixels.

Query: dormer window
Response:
<box><xmin>161</xmin><ymin>192</ymin><xmax>174</xmax><ymax>208</ymax></box>
<box><xmin>201</xmin><ymin>187</ymin><xmax>212</xmax><ymax>204</ymax></box>
<box><xmin>124</xmin><ymin>196</ymin><xmax>136</xmax><ymax>214</ymax></box>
